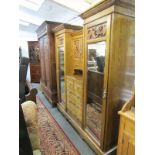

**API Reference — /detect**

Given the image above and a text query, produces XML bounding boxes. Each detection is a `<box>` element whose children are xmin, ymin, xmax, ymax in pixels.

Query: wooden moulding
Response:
<box><xmin>36</xmin><ymin>21</ymin><xmax>62</xmax><ymax>38</ymax></box>
<box><xmin>80</xmin><ymin>0</ymin><xmax>134</xmax><ymax>20</ymax></box>
<box><xmin>53</xmin><ymin>23</ymin><xmax>82</xmax><ymax>33</ymax></box>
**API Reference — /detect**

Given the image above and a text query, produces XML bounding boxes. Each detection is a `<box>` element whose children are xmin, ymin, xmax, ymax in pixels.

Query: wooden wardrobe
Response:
<box><xmin>80</xmin><ymin>0</ymin><xmax>135</xmax><ymax>154</ymax></box>
<box><xmin>36</xmin><ymin>21</ymin><xmax>61</xmax><ymax>105</ymax></box>
<box><xmin>28</xmin><ymin>41</ymin><xmax>40</xmax><ymax>83</ymax></box>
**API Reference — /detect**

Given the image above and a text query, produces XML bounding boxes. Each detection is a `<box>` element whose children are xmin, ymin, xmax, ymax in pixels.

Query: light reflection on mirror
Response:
<box><xmin>86</xmin><ymin>41</ymin><xmax>106</xmax><ymax>141</ymax></box>
<box><xmin>58</xmin><ymin>47</ymin><xmax>65</xmax><ymax>103</ymax></box>
<box><xmin>88</xmin><ymin>41</ymin><xmax>105</xmax><ymax>73</ymax></box>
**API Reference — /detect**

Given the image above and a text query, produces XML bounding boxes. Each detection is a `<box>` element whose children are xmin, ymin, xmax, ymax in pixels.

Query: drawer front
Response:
<box><xmin>67</xmin><ymin>89</ymin><xmax>74</xmax><ymax>96</ymax></box>
<box><xmin>67</xmin><ymin>81</ymin><xmax>74</xmax><ymax>89</ymax></box>
<box><xmin>74</xmin><ymin>79</ymin><xmax>83</xmax><ymax>85</ymax></box>
<box><xmin>74</xmin><ymin>85</ymin><xmax>83</xmax><ymax>94</ymax></box>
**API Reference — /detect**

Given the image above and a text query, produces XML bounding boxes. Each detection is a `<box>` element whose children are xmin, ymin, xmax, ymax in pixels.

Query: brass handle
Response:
<box><xmin>103</xmin><ymin>91</ymin><xmax>107</xmax><ymax>98</ymax></box>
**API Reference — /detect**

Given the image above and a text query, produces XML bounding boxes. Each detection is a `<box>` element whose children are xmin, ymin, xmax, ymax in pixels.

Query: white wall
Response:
<box><xmin>19</xmin><ymin>30</ymin><xmax>38</xmax><ymax>81</ymax></box>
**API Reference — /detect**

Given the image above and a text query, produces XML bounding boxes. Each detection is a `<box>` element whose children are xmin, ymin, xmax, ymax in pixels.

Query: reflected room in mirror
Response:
<box><xmin>58</xmin><ymin>47</ymin><xmax>65</xmax><ymax>104</ymax></box>
<box><xmin>86</xmin><ymin>41</ymin><xmax>106</xmax><ymax>141</ymax></box>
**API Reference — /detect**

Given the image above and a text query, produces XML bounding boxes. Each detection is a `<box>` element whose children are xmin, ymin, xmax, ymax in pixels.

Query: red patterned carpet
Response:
<box><xmin>36</xmin><ymin>96</ymin><xmax>80</xmax><ymax>155</ymax></box>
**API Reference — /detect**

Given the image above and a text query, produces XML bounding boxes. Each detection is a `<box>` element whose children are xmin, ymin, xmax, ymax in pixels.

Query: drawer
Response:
<box><xmin>67</xmin><ymin>92</ymin><xmax>75</xmax><ymax>100</ymax></box>
<box><xmin>67</xmin><ymin>98</ymin><xmax>76</xmax><ymax>106</ymax></box>
<box><xmin>74</xmin><ymin>85</ymin><xmax>83</xmax><ymax>95</ymax></box>
<box><xmin>76</xmin><ymin>103</ymin><xmax>82</xmax><ymax>110</ymax></box>
<box><xmin>75</xmin><ymin>96</ymin><xmax>83</xmax><ymax>104</ymax></box>
<box><xmin>67</xmin><ymin>90</ymin><xmax>74</xmax><ymax>96</ymax></box>
<box><xmin>67</xmin><ymin>82</ymin><xmax>74</xmax><ymax>89</ymax></box>
<box><xmin>74</xmin><ymin>79</ymin><xmax>83</xmax><ymax>85</ymax></box>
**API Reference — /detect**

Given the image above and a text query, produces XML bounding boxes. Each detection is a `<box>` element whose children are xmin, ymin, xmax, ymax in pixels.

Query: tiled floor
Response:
<box><xmin>32</xmin><ymin>83</ymin><xmax>96</xmax><ymax>155</ymax></box>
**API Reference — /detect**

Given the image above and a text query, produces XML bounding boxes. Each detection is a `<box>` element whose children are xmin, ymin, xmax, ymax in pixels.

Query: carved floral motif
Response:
<box><xmin>87</xmin><ymin>23</ymin><xmax>106</xmax><ymax>40</ymax></box>
<box><xmin>73</xmin><ymin>39</ymin><xmax>82</xmax><ymax>58</ymax></box>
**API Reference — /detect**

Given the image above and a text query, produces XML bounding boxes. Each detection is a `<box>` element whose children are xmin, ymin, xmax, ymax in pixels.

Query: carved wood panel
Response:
<box><xmin>73</xmin><ymin>39</ymin><xmax>82</xmax><ymax>58</ymax></box>
<box><xmin>87</xmin><ymin>23</ymin><xmax>106</xmax><ymax>40</ymax></box>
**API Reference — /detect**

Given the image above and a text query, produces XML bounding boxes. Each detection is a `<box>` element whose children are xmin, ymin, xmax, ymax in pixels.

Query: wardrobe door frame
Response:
<box><xmin>83</xmin><ymin>14</ymin><xmax>112</xmax><ymax>149</ymax></box>
<box><xmin>55</xmin><ymin>33</ymin><xmax>66</xmax><ymax>110</ymax></box>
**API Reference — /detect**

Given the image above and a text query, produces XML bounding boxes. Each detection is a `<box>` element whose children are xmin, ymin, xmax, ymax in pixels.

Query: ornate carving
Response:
<box><xmin>87</xmin><ymin>23</ymin><xmax>106</xmax><ymax>40</ymax></box>
<box><xmin>58</xmin><ymin>37</ymin><xmax>64</xmax><ymax>45</ymax></box>
<box><xmin>73</xmin><ymin>39</ymin><xmax>82</xmax><ymax>58</ymax></box>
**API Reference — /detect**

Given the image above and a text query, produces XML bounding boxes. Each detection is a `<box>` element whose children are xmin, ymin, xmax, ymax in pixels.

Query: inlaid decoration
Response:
<box><xmin>73</xmin><ymin>39</ymin><xmax>82</xmax><ymax>58</ymax></box>
<box><xmin>57</xmin><ymin>37</ymin><xmax>64</xmax><ymax>46</ymax></box>
<box><xmin>87</xmin><ymin>23</ymin><xmax>106</xmax><ymax>40</ymax></box>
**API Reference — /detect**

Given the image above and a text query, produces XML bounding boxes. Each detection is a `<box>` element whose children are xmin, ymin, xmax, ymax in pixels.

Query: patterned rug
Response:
<box><xmin>36</xmin><ymin>96</ymin><xmax>80</xmax><ymax>155</ymax></box>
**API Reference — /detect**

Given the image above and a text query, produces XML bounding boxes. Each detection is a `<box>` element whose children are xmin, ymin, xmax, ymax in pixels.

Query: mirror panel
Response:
<box><xmin>86</xmin><ymin>41</ymin><xmax>106</xmax><ymax>141</ymax></box>
<box><xmin>58</xmin><ymin>47</ymin><xmax>65</xmax><ymax>104</ymax></box>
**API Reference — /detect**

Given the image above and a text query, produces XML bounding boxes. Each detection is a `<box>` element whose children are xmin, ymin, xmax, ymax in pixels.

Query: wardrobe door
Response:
<box><xmin>58</xmin><ymin>46</ymin><xmax>65</xmax><ymax>104</ymax></box>
<box><xmin>86</xmin><ymin>41</ymin><xmax>106</xmax><ymax>142</ymax></box>
<box><xmin>39</xmin><ymin>37</ymin><xmax>46</xmax><ymax>86</ymax></box>
<box><xmin>84</xmin><ymin>15</ymin><xmax>111</xmax><ymax>147</ymax></box>
<box><xmin>43</xmin><ymin>35</ymin><xmax>50</xmax><ymax>88</ymax></box>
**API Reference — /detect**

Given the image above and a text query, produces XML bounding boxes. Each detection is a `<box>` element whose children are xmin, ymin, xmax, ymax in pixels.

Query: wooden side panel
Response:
<box><xmin>30</xmin><ymin>64</ymin><xmax>41</xmax><ymax>82</ymax></box>
<box><xmin>104</xmin><ymin>13</ymin><xmax>135</xmax><ymax>151</ymax></box>
<box><xmin>43</xmin><ymin>35</ymin><xmax>51</xmax><ymax>89</ymax></box>
<box><xmin>117</xmin><ymin>115</ymin><xmax>135</xmax><ymax>155</ymax></box>
<box><xmin>48</xmin><ymin>33</ymin><xmax>57</xmax><ymax>91</ymax></box>
<box><xmin>39</xmin><ymin>37</ymin><xmax>46</xmax><ymax>85</ymax></box>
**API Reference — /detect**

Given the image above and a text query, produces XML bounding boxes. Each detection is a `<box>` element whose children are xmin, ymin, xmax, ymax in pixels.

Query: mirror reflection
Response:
<box><xmin>59</xmin><ymin>47</ymin><xmax>65</xmax><ymax>103</ymax></box>
<box><xmin>86</xmin><ymin>41</ymin><xmax>106</xmax><ymax>141</ymax></box>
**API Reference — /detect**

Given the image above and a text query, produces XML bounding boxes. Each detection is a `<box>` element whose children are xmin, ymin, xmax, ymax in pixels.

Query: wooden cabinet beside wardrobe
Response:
<box><xmin>27</xmin><ymin>41</ymin><xmax>40</xmax><ymax>83</ymax></box>
<box><xmin>36</xmin><ymin>21</ymin><xmax>61</xmax><ymax>105</ymax></box>
<box><xmin>117</xmin><ymin>94</ymin><xmax>135</xmax><ymax>155</ymax></box>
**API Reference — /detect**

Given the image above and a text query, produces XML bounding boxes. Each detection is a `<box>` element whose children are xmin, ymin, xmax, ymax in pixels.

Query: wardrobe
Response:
<box><xmin>36</xmin><ymin>21</ymin><xmax>61</xmax><ymax>105</ymax></box>
<box><xmin>28</xmin><ymin>41</ymin><xmax>40</xmax><ymax>83</ymax></box>
<box><xmin>53</xmin><ymin>0</ymin><xmax>134</xmax><ymax>154</ymax></box>
<box><xmin>80</xmin><ymin>0</ymin><xmax>135</xmax><ymax>154</ymax></box>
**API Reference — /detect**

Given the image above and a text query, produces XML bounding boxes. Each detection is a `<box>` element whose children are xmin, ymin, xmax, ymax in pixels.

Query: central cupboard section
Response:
<box><xmin>54</xmin><ymin>24</ymin><xmax>84</xmax><ymax>126</ymax></box>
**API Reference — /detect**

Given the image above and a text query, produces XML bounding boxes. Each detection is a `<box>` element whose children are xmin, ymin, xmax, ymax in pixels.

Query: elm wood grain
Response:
<box><xmin>36</xmin><ymin>21</ymin><xmax>61</xmax><ymax>105</ymax></box>
<box><xmin>81</xmin><ymin>1</ymin><xmax>135</xmax><ymax>154</ymax></box>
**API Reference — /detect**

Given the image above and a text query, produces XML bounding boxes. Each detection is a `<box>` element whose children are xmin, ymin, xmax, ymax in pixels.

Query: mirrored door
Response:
<box><xmin>58</xmin><ymin>47</ymin><xmax>65</xmax><ymax>104</ymax></box>
<box><xmin>86</xmin><ymin>41</ymin><xmax>106</xmax><ymax>141</ymax></box>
